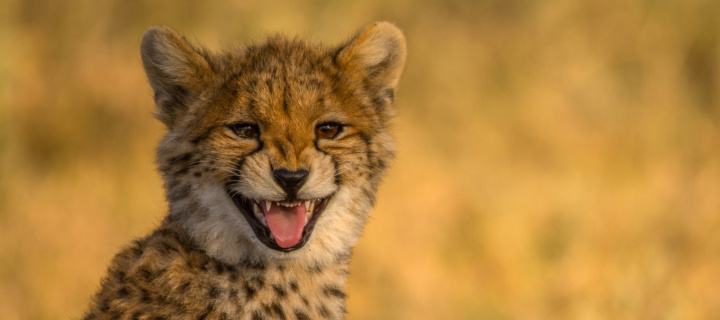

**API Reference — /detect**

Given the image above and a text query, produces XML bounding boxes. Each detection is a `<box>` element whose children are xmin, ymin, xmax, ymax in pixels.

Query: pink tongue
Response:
<box><xmin>265</xmin><ymin>203</ymin><xmax>306</xmax><ymax>248</ymax></box>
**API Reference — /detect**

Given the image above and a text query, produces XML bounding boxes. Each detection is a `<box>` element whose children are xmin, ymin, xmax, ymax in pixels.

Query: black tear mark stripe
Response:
<box><xmin>313</xmin><ymin>140</ymin><xmax>329</xmax><ymax>155</ymax></box>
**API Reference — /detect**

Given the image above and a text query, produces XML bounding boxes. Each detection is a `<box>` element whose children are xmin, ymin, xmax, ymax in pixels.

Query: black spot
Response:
<box><xmin>244</xmin><ymin>284</ymin><xmax>257</xmax><ymax>300</ymax></box>
<box><xmin>229</xmin><ymin>271</ymin><xmax>239</xmax><ymax>282</ymax></box>
<box><xmin>301</xmin><ymin>296</ymin><xmax>309</xmax><ymax>306</ymax></box>
<box><xmin>252</xmin><ymin>310</ymin><xmax>265</xmax><ymax>320</ymax></box>
<box><xmin>384</xmin><ymin>88</ymin><xmax>395</xmax><ymax>103</ymax></box>
<box><xmin>226</xmin><ymin>264</ymin><xmax>237</xmax><ymax>273</ymax></box>
<box><xmin>271</xmin><ymin>303</ymin><xmax>286</xmax><ymax>320</ymax></box>
<box><xmin>198</xmin><ymin>304</ymin><xmax>213</xmax><ymax>320</ymax></box>
<box><xmin>193</xmin><ymin>171</ymin><xmax>202</xmax><ymax>178</ymax></box>
<box><xmin>277</xmin><ymin>264</ymin><xmax>285</xmax><ymax>271</ymax></box>
<box><xmin>372</xmin><ymin>95</ymin><xmax>387</xmax><ymax>108</ymax></box>
<box><xmin>131</xmin><ymin>312</ymin><xmax>142</xmax><ymax>320</ymax></box>
<box><xmin>335</xmin><ymin>251</ymin><xmax>352</xmax><ymax>263</ymax></box>
<box><xmin>310</xmin><ymin>263</ymin><xmax>324</xmax><ymax>274</ymax></box>
<box><xmin>175</xmin><ymin>166</ymin><xmax>190</xmax><ymax>176</ymax></box>
<box><xmin>318</xmin><ymin>305</ymin><xmax>331</xmax><ymax>318</ymax></box>
<box><xmin>294</xmin><ymin>310</ymin><xmax>311</xmax><ymax>320</ymax></box>
<box><xmin>130</xmin><ymin>245</ymin><xmax>143</xmax><ymax>258</ymax></box>
<box><xmin>241</xmin><ymin>259</ymin><xmax>266</xmax><ymax>270</ymax></box>
<box><xmin>323</xmin><ymin>286</ymin><xmax>346</xmax><ymax>299</ymax></box>
<box><xmin>140</xmin><ymin>288</ymin><xmax>152</xmax><ymax>303</ymax></box>
<box><xmin>179</xmin><ymin>281</ymin><xmax>190</xmax><ymax>293</ymax></box>
<box><xmin>273</xmin><ymin>284</ymin><xmax>286</xmax><ymax>298</ymax></box>
<box><xmin>249</xmin><ymin>276</ymin><xmax>265</xmax><ymax>288</ymax></box>
<box><xmin>214</xmin><ymin>263</ymin><xmax>226</xmax><ymax>274</ymax></box>
<box><xmin>230</xmin><ymin>288</ymin><xmax>239</xmax><ymax>298</ymax></box>
<box><xmin>98</xmin><ymin>299</ymin><xmax>109</xmax><ymax>312</ymax></box>
<box><xmin>190</xmin><ymin>128</ymin><xmax>213</xmax><ymax>145</ymax></box>
<box><xmin>209</xmin><ymin>286</ymin><xmax>222</xmax><ymax>298</ymax></box>
<box><xmin>158</xmin><ymin>240</ymin><xmax>177</xmax><ymax>254</ymax></box>
<box><xmin>289</xmin><ymin>281</ymin><xmax>299</xmax><ymax>292</ymax></box>
<box><xmin>169</xmin><ymin>184</ymin><xmax>191</xmax><ymax>202</ymax></box>
<box><xmin>171</xmin><ymin>153</ymin><xmax>193</xmax><ymax>164</ymax></box>
<box><xmin>136</xmin><ymin>267</ymin><xmax>152</xmax><ymax>281</ymax></box>
<box><xmin>117</xmin><ymin>286</ymin><xmax>129</xmax><ymax>297</ymax></box>
<box><xmin>157</xmin><ymin>228</ymin><xmax>180</xmax><ymax>239</ymax></box>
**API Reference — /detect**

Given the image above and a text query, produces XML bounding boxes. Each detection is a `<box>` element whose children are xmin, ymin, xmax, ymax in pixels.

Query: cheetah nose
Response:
<box><xmin>273</xmin><ymin>169</ymin><xmax>309</xmax><ymax>198</ymax></box>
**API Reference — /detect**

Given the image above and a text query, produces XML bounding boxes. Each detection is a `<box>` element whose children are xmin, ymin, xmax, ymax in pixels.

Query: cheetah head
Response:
<box><xmin>140</xmin><ymin>23</ymin><xmax>405</xmax><ymax>264</ymax></box>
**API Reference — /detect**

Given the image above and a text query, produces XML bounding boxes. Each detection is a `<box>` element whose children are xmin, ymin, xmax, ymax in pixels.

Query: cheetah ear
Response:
<box><xmin>141</xmin><ymin>26</ymin><xmax>213</xmax><ymax>128</ymax></box>
<box><xmin>336</xmin><ymin>22</ymin><xmax>407</xmax><ymax>113</ymax></box>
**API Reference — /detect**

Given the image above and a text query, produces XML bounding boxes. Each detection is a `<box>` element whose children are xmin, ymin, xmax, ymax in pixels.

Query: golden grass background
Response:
<box><xmin>2</xmin><ymin>1</ymin><xmax>720</xmax><ymax>319</ymax></box>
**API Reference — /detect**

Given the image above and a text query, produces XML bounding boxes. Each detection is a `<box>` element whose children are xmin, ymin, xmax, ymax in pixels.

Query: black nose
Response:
<box><xmin>273</xmin><ymin>169</ymin><xmax>309</xmax><ymax>198</ymax></box>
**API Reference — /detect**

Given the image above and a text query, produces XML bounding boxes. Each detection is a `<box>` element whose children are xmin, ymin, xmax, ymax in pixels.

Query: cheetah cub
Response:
<box><xmin>83</xmin><ymin>22</ymin><xmax>405</xmax><ymax>319</ymax></box>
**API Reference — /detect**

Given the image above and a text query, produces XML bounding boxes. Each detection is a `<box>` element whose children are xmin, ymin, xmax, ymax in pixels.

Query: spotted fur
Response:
<box><xmin>84</xmin><ymin>22</ymin><xmax>405</xmax><ymax>319</ymax></box>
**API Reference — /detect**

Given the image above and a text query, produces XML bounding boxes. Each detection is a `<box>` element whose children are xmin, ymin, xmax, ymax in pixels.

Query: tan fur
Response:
<box><xmin>84</xmin><ymin>22</ymin><xmax>405</xmax><ymax>320</ymax></box>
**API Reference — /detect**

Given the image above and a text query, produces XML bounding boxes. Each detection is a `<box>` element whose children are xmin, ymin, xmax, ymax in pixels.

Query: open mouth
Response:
<box><xmin>227</xmin><ymin>189</ymin><xmax>331</xmax><ymax>252</ymax></box>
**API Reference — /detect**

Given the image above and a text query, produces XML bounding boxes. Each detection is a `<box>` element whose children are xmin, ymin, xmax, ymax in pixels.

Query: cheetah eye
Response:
<box><xmin>315</xmin><ymin>122</ymin><xmax>342</xmax><ymax>140</ymax></box>
<box><xmin>228</xmin><ymin>123</ymin><xmax>260</xmax><ymax>139</ymax></box>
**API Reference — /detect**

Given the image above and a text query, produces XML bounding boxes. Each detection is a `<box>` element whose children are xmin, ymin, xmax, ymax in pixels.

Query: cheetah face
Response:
<box><xmin>141</xmin><ymin>24</ymin><xmax>405</xmax><ymax>259</ymax></box>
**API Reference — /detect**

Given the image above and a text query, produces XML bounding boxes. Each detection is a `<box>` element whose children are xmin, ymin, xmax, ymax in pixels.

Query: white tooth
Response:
<box><xmin>269</xmin><ymin>233</ymin><xmax>274</xmax><ymax>240</ymax></box>
<box><xmin>304</xmin><ymin>200</ymin><xmax>311</xmax><ymax>212</ymax></box>
<box><xmin>265</xmin><ymin>200</ymin><xmax>272</xmax><ymax>211</ymax></box>
<box><xmin>259</xmin><ymin>216</ymin><xmax>267</xmax><ymax>226</ymax></box>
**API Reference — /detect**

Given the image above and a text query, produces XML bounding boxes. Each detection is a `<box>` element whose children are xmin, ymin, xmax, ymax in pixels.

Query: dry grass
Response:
<box><xmin>1</xmin><ymin>0</ymin><xmax>719</xmax><ymax>319</ymax></box>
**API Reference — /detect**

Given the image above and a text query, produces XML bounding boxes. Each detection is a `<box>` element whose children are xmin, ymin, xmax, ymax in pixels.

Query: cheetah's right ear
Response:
<box><xmin>336</xmin><ymin>22</ymin><xmax>406</xmax><ymax>117</ymax></box>
<box><xmin>141</xmin><ymin>26</ymin><xmax>213</xmax><ymax>128</ymax></box>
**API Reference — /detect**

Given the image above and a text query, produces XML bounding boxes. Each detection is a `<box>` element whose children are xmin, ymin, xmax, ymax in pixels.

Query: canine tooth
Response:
<box><xmin>264</xmin><ymin>200</ymin><xmax>272</xmax><ymax>211</ymax></box>
<box><xmin>259</xmin><ymin>216</ymin><xmax>267</xmax><ymax>226</ymax></box>
<box><xmin>304</xmin><ymin>200</ymin><xmax>311</xmax><ymax>212</ymax></box>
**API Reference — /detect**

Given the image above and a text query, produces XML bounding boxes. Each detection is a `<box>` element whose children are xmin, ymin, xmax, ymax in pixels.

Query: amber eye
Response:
<box><xmin>315</xmin><ymin>122</ymin><xmax>342</xmax><ymax>139</ymax></box>
<box><xmin>228</xmin><ymin>123</ymin><xmax>260</xmax><ymax>139</ymax></box>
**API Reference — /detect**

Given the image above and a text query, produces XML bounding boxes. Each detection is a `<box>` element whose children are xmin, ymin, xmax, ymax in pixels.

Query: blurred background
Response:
<box><xmin>1</xmin><ymin>0</ymin><xmax>720</xmax><ymax>319</ymax></box>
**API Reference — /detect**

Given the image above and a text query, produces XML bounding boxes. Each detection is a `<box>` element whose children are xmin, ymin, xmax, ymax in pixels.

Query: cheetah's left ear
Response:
<box><xmin>337</xmin><ymin>22</ymin><xmax>406</xmax><ymax>112</ymax></box>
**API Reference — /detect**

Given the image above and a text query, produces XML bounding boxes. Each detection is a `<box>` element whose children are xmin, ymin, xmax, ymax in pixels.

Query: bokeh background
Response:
<box><xmin>2</xmin><ymin>0</ymin><xmax>720</xmax><ymax>319</ymax></box>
